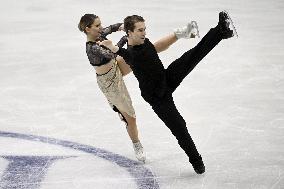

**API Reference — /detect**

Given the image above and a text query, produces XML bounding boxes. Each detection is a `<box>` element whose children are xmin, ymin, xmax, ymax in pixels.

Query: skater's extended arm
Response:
<box><xmin>99</xmin><ymin>40</ymin><xmax>131</xmax><ymax>62</ymax></box>
<box><xmin>154</xmin><ymin>21</ymin><xmax>199</xmax><ymax>53</ymax></box>
<box><xmin>154</xmin><ymin>33</ymin><xmax>178</xmax><ymax>53</ymax></box>
<box><xmin>101</xmin><ymin>23</ymin><xmax>124</xmax><ymax>38</ymax></box>
<box><xmin>154</xmin><ymin>22</ymin><xmax>200</xmax><ymax>53</ymax></box>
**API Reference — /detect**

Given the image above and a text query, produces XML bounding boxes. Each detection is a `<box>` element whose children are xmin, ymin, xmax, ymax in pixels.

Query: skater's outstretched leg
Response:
<box><xmin>166</xmin><ymin>11</ymin><xmax>237</xmax><ymax>92</ymax></box>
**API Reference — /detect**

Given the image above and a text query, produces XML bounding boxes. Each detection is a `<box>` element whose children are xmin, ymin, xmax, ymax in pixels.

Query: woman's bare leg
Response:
<box><xmin>116</xmin><ymin>56</ymin><xmax>132</xmax><ymax>76</ymax></box>
<box><xmin>119</xmin><ymin>110</ymin><xmax>146</xmax><ymax>162</ymax></box>
<box><xmin>119</xmin><ymin>110</ymin><xmax>139</xmax><ymax>143</ymax></box>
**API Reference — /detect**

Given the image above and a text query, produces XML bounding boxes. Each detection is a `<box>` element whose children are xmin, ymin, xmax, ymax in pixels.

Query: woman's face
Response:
<box><xmin>86</xmin><ymin>17</ymin><xmax>103</xmax><ymax>39</ymax></box>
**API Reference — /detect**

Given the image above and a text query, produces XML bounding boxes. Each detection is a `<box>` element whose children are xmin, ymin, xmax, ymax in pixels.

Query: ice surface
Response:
<box><xmin>0</xmin><ymin>0</ymin><xmax>283</xmax><ymax>188</ymax></box>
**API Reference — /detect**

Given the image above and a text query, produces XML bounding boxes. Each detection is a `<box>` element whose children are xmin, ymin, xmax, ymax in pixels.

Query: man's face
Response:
<box><xmin>128</xmin><ymin>22</ymin><xmax>146</xmax><ymax>45</ymax></box>
<box><xmin>86</xmin><ymin>17</ymin><xmax>103</xmax><ymax>39</ymax></box>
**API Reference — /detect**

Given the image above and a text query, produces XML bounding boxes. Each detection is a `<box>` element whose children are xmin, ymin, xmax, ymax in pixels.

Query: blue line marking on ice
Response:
<box><xmin>0</xmin><ymin>156</ymin><xmax>66</xmax><ymax>189</ymax></box>
<box><xmin>0</xmin><ymin>131</ymin><xmax>159</xmax><ymax>189</ymax></box>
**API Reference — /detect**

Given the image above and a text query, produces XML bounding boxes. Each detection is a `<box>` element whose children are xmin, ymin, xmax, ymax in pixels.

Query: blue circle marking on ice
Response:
<box><xmin>1</xmin><ymin>156</ymin><xmax>68</xmax><ymax>189</ymax></box>
<box><xmin>0</xmin><ymin>131</ymin><xmax>159</xmax><ymax>189</ymax></box>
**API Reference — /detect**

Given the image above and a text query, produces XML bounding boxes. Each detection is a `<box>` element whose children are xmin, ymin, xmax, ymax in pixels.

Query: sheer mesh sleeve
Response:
<box><xmin>117</xmin><ymin>35</ymin><xmax>128</xmax><ymax>48</ymax></box>
<box><xmin>101</xmin><ymin>23</ymin><xmax>123</xmax><ymax>39</ymax></box>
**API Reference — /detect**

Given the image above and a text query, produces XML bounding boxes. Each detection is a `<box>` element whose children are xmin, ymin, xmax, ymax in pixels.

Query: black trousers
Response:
<box><xmin>150</xmin><ymin>26</ymin><xmax>223</xmax><ymax>162</ymax></box>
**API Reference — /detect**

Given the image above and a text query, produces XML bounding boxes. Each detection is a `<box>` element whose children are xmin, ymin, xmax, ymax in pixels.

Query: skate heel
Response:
<box><xmin>223</xmin><ymin>10</ymin><xmax>238</xmax><ymax>37</ymax></box>
<box><xmin>191</xmin><ymin>21</ymin><xmax>200</xmax><ymax>38</ymax></box>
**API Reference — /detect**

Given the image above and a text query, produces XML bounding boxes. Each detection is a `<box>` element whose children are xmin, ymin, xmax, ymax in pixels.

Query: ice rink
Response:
<box><xmin>0</xmin><ymin>0</ymin><xmax>283</xmax><ymax>188</ymax></box>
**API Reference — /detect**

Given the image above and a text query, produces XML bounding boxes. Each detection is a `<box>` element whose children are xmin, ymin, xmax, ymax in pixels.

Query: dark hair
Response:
<box><xmin>78</xmin><ymin>14</ymin><xmax>98</xmax><ymax>34</ymax></box>
<box><xmin>124</xmin><ymin>15</ymin><xmax>145</xmax><ymax>35</ymax></box>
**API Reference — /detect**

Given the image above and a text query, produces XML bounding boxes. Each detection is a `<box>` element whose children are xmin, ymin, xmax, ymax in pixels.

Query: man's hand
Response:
<box><xmin>99</xmin><ymin>40</ymin><xmax>119</xmax><ymax>53</ymax></box>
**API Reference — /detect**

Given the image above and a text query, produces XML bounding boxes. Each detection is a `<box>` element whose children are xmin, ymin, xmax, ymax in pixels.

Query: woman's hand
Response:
<box><xmin>118</xmin><ymin>24</ymin><xmax>125</xmax><ymax>31</ymax></box>
<box><xmin>99</xmin><ymin>40</ymin><xmax>113</xmax><ymax>47</ymax></box>
<box><xmin>99</xmin><ymin>40</ymin><xmax>119</xmax><ymax>53</ymax></box>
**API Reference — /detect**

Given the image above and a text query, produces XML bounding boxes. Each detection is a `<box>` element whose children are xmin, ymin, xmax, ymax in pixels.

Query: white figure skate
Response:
<box><xmin>174</xmin><ymin>21</ymin><xmax>200</xmax><ymax>39</ymax></box>
<box><xmin>133</xmin><ymin>141</ymin><xmax>146</xmax><ymax>163</ymax></box>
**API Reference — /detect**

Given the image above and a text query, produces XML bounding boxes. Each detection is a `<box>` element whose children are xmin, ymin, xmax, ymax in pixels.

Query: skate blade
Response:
<box><xmin>137</xmin><ymin>159</ymin><xmax>146</xmax><ymax>164</ymax></box>
<box><xmin>223</xmin><ymin>10</ymin><xmax>238</xmax><ymax>38</ymax></box>
<box><xmin>191</xmin><ymin>21</ymin><xmax>200</xmax><ymax>38</ymax></box>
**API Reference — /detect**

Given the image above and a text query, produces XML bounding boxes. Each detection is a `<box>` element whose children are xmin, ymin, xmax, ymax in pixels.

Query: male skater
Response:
<box><xmin>100</xmin><ymin>11</ymin><xmax>237</xmax><ymax>174</ymax></box>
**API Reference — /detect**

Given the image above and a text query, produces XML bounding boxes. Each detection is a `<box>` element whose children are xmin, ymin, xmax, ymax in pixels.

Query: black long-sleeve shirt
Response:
<box><xmin>116</xmin><ymin>38</ymin><xmax>168</xmax><ymax>103</ymax></box>
<box><xmin>86</xmin><ymin>23</ymin><xmax>126</xmax><ymax>66</ymax></box>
